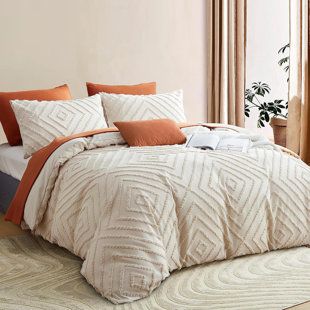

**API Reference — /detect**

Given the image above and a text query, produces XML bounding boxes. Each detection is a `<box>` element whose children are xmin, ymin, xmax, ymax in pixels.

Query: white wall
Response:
<box><xmin>0</xmin><ymin>0</ymin><xmax>207</xmax><ymax>143</ymax></box>
<box><xmin>246</xmin><ymin>0</ymin><xmax>289</xmax><ymax>138</ymax></box>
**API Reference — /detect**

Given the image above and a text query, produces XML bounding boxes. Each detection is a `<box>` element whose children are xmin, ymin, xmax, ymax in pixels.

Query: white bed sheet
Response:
<box><xmin>0</xmin><ymin>144</ymin><xmax>29</xmax><ymax>180</ymax></box>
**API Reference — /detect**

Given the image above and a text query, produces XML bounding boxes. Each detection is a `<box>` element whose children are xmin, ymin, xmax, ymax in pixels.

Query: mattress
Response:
<box><xmin>0</xmin><ymin>143</ymin><xmax>29</xmax><ymax>181</ymax></box>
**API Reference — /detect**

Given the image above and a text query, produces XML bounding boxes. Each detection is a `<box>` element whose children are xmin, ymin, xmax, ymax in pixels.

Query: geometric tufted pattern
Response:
<box><xmin>100</xmin><ymin>89</ymin><xmax>186</xmax><ymax>127</ymax></box>
<box><xmin>11</xmin><ymin>94</ymin><xmax>107</xmax><ymax>158</ymax></box>
<box><xmin>23</xmin><ymin>131</ymin><xmax>310</xmax><ymax>304</ymax></box>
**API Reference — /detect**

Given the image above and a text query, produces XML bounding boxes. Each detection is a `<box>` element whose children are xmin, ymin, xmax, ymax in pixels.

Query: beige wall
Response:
<box><xmin>0</xmin><ymin>0</ymin><xmax>207</xmax><ymax>143</ymax></box>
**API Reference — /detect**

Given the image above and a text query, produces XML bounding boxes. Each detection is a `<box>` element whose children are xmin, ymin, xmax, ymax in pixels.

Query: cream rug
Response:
<box><xmin>0</xmin><ymin>235</ymin><xmax>310</xmax><ymax>310</ymax></box>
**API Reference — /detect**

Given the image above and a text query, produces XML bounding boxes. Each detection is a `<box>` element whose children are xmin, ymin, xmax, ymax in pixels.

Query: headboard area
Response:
<box><xmin>0</xmin><ymin>0</ymin><xmax>207</xmax><ymax>142</ymax></box>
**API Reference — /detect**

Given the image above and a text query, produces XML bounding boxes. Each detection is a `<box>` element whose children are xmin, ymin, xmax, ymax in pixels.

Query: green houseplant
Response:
<box><xmin>245</xmin><ymin>44</ymin><xmax>289</xmax><ymax>147</ymax></box>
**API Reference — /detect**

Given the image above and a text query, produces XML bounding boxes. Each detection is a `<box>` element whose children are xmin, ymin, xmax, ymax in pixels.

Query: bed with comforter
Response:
<box><xmin>5</xmin><ymin>124</ymin><xmax>310</xmax><ymax>304</ymax></box>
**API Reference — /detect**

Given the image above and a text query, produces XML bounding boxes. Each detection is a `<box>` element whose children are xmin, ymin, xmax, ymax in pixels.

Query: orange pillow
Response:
<box><xmin>114</xmin><ymin>119</ymin><xmax>186</xmax><ymax>147</ymax></box>
<box><xmin>0</xmin><ymin>84</ymin><xmax>72</xmax><ymax>146</ymax></box>
<box><xmin>86</xmin><ymin>82</ymin><xmax>156</xmax><ymax>96</ymax></box>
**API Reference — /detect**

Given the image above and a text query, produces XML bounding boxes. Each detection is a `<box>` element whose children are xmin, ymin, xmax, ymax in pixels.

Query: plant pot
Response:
<box><xmin>270</xmin><ymin>117</ymin><xmax>287</xmax><ymax>147</ymax></box>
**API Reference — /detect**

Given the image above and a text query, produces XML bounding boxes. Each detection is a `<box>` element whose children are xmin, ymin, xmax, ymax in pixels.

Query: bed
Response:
<box><xmin>2</xmin><ymin>88</ymin><xmax>310</xmax><ymax>305</ymax></box>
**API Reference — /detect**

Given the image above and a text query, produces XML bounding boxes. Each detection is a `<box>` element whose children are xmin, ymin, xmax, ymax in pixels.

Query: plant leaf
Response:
<box><xmin>245</xmin><ymin>88</ymin><xmax>255</xmax><ymax>102</ymax></box>
<box><xmin>252</xmin><ymin>82</ymin><xmax>271</xmax><ymax>96</ymax></box>
<box><xmin>278</xmin><ymin>43</ymin><xmax>290</xmax><ymax>54</ymax></box>
<box><xmin>278</xmin><ymin>56</ymin><xmax>289</xmax><ymax>66</ymax></box>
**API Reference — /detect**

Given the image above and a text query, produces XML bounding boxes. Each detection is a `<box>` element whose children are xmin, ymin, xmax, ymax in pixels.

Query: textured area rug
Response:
<box><xmin>0</xmin><ymin>235</ymin><xmax>310</xmax><ymax>310</ymax></box>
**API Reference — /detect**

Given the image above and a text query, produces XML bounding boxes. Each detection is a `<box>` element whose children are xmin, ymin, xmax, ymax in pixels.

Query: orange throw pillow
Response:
<box><xmin>114</xmin><ymin>119</ymin><xmax>186</xmax><ymax>147</ymax></box>
<box><xmin>86</xmin><ymin>82</ymin><xmax>156</xmax><ymax>96</ymax></box>
<box><xmin>0</xmin><ymin>84</ymin><xmax>72</xmax><ymax>146</ymax></box>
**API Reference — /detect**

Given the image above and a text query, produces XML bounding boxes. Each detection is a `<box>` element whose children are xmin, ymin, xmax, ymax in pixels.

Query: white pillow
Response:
<box><xmin>11</xmin><ymin>94</ymin><xmax>107</xmax><ymax>158</ymax></box>
<box><xmin>100</xmin><ymin>89</ymin><xmax>187</xmax><ymax>127</ymax></box>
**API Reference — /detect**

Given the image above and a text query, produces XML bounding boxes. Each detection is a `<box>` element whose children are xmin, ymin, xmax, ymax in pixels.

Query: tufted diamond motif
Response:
<box><xmin>11</xmin><ymin>94</ymin><xmax>107</xmax><ymax>157</ymax></box>
<box><xmin>22</xmin><ymin>133</ymin><xmax>310</xmax><ymax>304</ymax></box>
<box><xmin>101</xmin><ymin>90</ymin><xmax>186</xmax><ymax>126</ymax></box>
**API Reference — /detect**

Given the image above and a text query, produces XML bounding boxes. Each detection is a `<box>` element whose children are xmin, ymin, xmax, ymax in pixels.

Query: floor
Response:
<box><xmin>0</xmin><ymin>213</ymin><xmax>309</xmax><ymax>310</ymax></box>
<box><xmin>286</xmin><ymin>302</ymin><xmax>310</xmax><ymax>310</ymax></box>
<box><xmin>0</xmin><ymin>213</ymin><xmax>26</xmax><ymax>237</ymax></box>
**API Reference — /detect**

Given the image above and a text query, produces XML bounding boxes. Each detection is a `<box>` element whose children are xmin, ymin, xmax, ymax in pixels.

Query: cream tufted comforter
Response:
<box><xmin>22</xmin><ymin>126</ymin><xmax>310</xmax><ymax>304</ymax></box>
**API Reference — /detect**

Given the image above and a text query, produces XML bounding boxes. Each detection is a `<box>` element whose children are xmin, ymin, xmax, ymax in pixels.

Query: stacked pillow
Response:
<box><xmin>100</xmin><ymin>89</ymin><xmax>186</xmax><ymax>127</ymax></box>
<box><xmin>11</xmin><ymin>95</ymin><xmax>107</xmax><ymax>158</ymax></box>
<box><xmin>86</xmin><ymin>81</ymin><xmax>156</xmax><ymax>96</ymax></box>
<box><xmin>0</xmin><ymin>84</ymin><xmax>71</xmax><ymax>146</ymax></box>
<box><xmin>0</xmin><ymin>81</ymin><xmax>188</xmax><ymax>157</ymax></box>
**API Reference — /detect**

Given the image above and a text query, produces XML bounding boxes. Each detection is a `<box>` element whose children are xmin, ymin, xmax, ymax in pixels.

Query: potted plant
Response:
<box><xmin>244</xmin><ymin>44</ymin><xmax>289</xmax><ymax>147</ymax></box>
<box><xmin>245</xmin><ymin>82</ymin><xmax>288</xmax><ymax>146</ymax></box>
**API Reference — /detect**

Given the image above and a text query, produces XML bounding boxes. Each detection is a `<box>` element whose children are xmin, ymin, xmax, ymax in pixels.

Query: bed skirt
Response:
<box><xmin>0</xmin><ymin>171</ymin><xmax>19</xmax><ymax>214</ymax></box>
